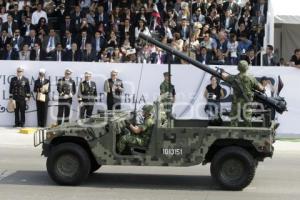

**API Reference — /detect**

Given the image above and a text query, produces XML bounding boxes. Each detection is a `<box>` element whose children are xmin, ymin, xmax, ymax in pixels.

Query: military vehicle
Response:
<box><xmin>34</xmin><ymin>33</ymin><xmax>287</xmax><ymax>191</ymax></box>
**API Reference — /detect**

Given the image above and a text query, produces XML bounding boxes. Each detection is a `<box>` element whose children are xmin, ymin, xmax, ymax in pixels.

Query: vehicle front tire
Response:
<box><xmin>210</xmin><ymin>146</ymin><xmax>256</xmax><ymax>191</ymax></box>
<box><xmin>46</xmin><ymin>143</ymin><xmax>91</xmax><ymax>185</ymax></box>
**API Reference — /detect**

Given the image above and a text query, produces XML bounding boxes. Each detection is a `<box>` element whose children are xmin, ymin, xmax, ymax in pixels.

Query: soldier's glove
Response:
<box><xmin>261</xmin><ymin>88</ymin><xmax>266</xmax><ymax>94</ymax></box>
<box><xmin>25</xmin><ymin>97</ymin><xmax>29</xmax><ymax>101</ymax></box>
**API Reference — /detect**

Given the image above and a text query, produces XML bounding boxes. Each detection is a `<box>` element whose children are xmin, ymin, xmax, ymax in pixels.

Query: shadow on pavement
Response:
<box><xmin>0</xmin><ymin>170</ymin><xmax>217</xmax><ymax>191</ymax></box>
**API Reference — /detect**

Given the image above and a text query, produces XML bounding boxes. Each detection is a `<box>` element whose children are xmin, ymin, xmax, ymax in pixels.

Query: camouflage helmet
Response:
<box><xmin>142</xmin><ymin>105</ymin><xmax>153</xmax><ymax>114</ymax></box>
<box><xmin>238</xmin><ymin>60</ymin><xmax>249</xmax><ymax>73</ymax></box>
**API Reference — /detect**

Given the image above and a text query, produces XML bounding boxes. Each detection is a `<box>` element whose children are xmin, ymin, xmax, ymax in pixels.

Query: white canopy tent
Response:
<box><xmin>266</xmin><ymin>0</ymin><xmax>300</xmax><ymax>61</ymax></box>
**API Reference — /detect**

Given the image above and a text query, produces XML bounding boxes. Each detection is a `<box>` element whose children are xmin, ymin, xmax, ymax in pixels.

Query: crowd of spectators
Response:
<box><xmin>0</xmin><ymin>0</ymin><xmax>276</xmax><ymax>65</ymax></box>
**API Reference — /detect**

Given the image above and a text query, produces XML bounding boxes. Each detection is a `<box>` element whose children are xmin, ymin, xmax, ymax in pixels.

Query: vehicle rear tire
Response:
<box><xmin>46</xmin><ymin>143</ymin><xmax>91</xmax><ymax>185</ymax></box>
<box><xmin>210</xmin><ymin>146</ymin><xmax>256</xmax><ymax>191</ymax></box>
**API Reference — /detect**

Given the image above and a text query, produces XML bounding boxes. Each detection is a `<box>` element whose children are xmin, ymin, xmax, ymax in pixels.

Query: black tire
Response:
<box><xmin>90</xmin><ymin>158</ymin><xmax>101</xmax><ymax>174</ymax></box>
<box><xmin>210</xmin><ymin>146</ymin><xmax>256</xmax><ymax>191</ymax></box>
<box><xmin>46</xmin><ymin>143</ymin><xmax>91</xmax><ymax>185</ymax></box>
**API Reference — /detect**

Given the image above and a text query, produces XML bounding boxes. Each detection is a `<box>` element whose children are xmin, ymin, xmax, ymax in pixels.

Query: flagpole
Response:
<box><xmin>188</xmin><ymin>0</ymin><xmax>193</xmax><ymax>56</ymax></box>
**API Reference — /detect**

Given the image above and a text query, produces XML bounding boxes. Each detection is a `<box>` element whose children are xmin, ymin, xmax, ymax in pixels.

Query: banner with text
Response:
<box><xmin>0</xmin><ymin>61</ymin><xmax>298</xmax><ymax>135</ymax></box>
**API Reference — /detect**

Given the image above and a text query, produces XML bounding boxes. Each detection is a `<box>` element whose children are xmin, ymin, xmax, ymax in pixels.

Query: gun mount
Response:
<box><xmin>139</xmin><ymin>33</ymin><xmax>287</xmax><ymax>114</ymax></box>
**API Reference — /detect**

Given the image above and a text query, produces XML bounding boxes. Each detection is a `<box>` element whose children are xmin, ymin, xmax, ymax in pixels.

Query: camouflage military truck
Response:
<box><xmin>34</xmin><ymin>101</ymin><xmax>277</xmax><ymax>191</ymax></box>
<box><xmin>34</xmin><ymin>33</ymin><xmax>284</xmax><ymax>191</ymax></box>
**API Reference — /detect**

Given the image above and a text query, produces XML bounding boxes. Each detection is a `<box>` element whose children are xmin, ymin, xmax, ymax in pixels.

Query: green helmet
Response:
<box><xmin>142</xmin><ymin>105</ymin><xmax>153</xmax><ymax>114</ymax></box>
<box><xmin>238</xmin><ymin>60</ymin><xmax>249</xmax><ymax>73</ymax></box>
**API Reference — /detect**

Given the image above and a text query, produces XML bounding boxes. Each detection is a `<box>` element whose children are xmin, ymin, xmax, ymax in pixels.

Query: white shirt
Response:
<box><xmin>31</xmin><ymin>10</ymin><xmax>48</xmax><ymax>25</ymax></box>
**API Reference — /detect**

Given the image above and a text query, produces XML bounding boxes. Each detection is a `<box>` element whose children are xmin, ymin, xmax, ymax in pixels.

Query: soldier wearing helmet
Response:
<box><xmin>117</xmin><ymin>105</ymin><xmax>155</xmax><ymax>154</ymax></box>
<box><xmin>222</xmin><ymin>60</ymin><xmax>264</xmax><ymax>127</ymax></box>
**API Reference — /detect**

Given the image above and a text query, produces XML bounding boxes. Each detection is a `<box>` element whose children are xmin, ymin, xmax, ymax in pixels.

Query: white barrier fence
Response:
<box><xmin>0</xmin><ymin>61</ymin><xmax>299</xmax><ymax>135</ymax></box>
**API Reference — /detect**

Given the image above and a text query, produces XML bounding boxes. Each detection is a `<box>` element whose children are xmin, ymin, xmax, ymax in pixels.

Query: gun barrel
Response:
<box><xmin>139</xmin><ymin>33</ymin><xmax>287</xmax><ymax>114</ymax></box>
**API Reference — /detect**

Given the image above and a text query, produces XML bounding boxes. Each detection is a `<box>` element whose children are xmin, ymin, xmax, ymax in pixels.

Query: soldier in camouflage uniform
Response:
<box><xmin>117</xmin><ymin>105</ymin><xmax>155</xmax><ymax>154</ymax></box>
<box><xmin>160</xmin><ymin>72</ymin><xmax>176</xmax><ymax>118</ymax></box>
<box><xmin>222</xmin><ymin>60</ymin><xmax>264</xmax><ymax>127</ymax></box>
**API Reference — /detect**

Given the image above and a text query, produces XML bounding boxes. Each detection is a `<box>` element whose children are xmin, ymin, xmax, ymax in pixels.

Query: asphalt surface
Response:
<box><xmin>0</xmin><ymin>139</ymin><xmax>300</xmax><ymax>200</ymax></box>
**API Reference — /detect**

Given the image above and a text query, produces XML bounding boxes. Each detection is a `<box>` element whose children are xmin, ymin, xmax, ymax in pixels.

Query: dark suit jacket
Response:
<box><xmin>220</xmin><ymin>17</ymin><xmax>236</xmax><ymax>32</ymax></box>
<box><xmin>263</xmin><ymin>54</ymin><xmax>278</xmax><ymax>66</ymax></box>
<box><xmin>92</xmin><ymin>36</ymin><xmax>107</xmax><ymax>53</ymax></box>
<box><xmin>11</xmin><ymin>36</ymin><xmax>25</xmax><ymax>51</ymax></box>
<box><xmin>42</xmin><ymin>36</ymin><xmax>61</xmax><ymax>51</ymax></box>
<box><xmin>62</xmin><ymin>36</ymin><xmax>75</xmax><ymax>49</ymax></box>
<box><xmin>9</xmin><ymin>76</ymin><xmax>30</xmax><ymax>100</ymax></box>
<box><xmin>196</xmin><ymin>53</ymin><xmax>212</xmax><ymax>64</ymax></box>
<box><xmin>65</xmin><ymin>50</ymin><xmax>83</xmax><ymax>61</ymax></box>
<box><xmin>2</xmin><ymin>49</ymin><xmax>19</xmax><ymax>60</ymax></box>
<box><xmin>30</xmin><ymin>49</ymin><xmax>48</xmax><ymax>61</ymax></box>
<box><xmin>49</xmin><ymin>50</ymin><xmax>67</xmax><ymax>61</ymax></box>
<box><xmin>0</xmin><ymin>36</ymin><xmax>12</xmax><ymax>49</ymax></box>
<box><xmin>20</xmin><ymin>24</ymin><xmax>36</xmax><ymax>37</ymax></box>
<box><xmin>76</xmin><ymin>36</ymin><xmax>92</xmax><ymax>50</ymax></box>
<box><xmin>2</xmin><ymin>22</ymin><xmax>18</xmax><ymax>33</ymax></box>
<box><xmin>82</xmin><ymin>50</ymin><xmax>97</xmax><ymax>62</ymax></box>
<box><xmin>24</xmin><ymin>36</ymin><xmax>41</xmax><ymax>48</ymax></box>
<box><xmin>94</xmin><ymin>12</ymin><xmax>110</xmax><ymax>27</ymax></box>
<box><xmin>222</xmin><ymin>2</ymin><xmax>240</xmax><ymax>16</ymax></box>
<box><xmin>34</xmin><ymin>78</ymin><xmax>51</xmax><ymax>101</ymax></box>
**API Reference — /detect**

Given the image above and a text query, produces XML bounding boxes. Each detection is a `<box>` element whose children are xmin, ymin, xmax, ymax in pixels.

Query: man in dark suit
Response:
<box><xmin>60</xmin><ymin>15</ymin><xmax>75</xmax><ymax>39</ymax></box>
<box><xmin>9</xmin><ymin>67</ymin><xmax>31</xmax><ymax>127</ymax></box>
<box><xmin>221</xmin><ymin>10</ymin><xmax>236</xmax><ymax>33</ymax></box>
<box><xmin>196</xmin><ymin>46</ymin><xmax>212</xmax><ymax>65</ymax></box>
<box><xmin>263</xmin><ymin>45</ymin><xmax>278</xmax><ymax>66</ymax></box>
<box><xmin>20</xmin><ymin>17</ymin><xmax>36</xmax><ymax>37</ymax></box>
<box><xmin>62</xmin><ymin>30</ymin><xmax>74</xmax><ymax>50</ymax></box>
<box><xmin>192</xmin><ymin>0</ymin><xmax>206</xmax><ymax>14</ymax></box>
<box><xmin>92</xmin><ymin>31</ymin><xmax>106</xmax><ymax>54</ymax></box>
<box><xmin>11</xmin><ymin>29</ymin><xmax>24</xmax><ymax>52</ymax></box>
<box><xmin>77</xmin><ymin>30</ymin><xmax>92</xmax><ymax>51</ymax></box>
<box><xmin>57</xmin><ymin>69</ymin><xmax>76</xmax><ymax>125</ymax></box>
<box><xmin>71</xmin><ymin>5</ymin><xmax>83</xmax><ymax>35</ymax></box>
<box><xmin>0</xmin><ymin>30</ymin><xmax>12</xmax><ymax>50</ymax></box>
<box><xmin>78</xmin><ymin>72</ymin><xmax>97</xmax><ymax>119</ymax></box>
<box><xmin>82</xmin><ymin>43</ymin><xmax>97</xmax><ymax>62</ymax></box>
<box><xmin>120</xmin><ymin>18</ymin><xmax>135</xmax><ymax>45</ymax></box>
<box><xmin>42</xmin><ymin>29</ymin><xmax>61</xmax><ymax>53</ymax></box>
<box><xmin>3</xmin><ymin>43</ymin><xmax>19</xmax><ymax>60</ymax></box>
<box><xmin>95</xmin><ymin>5</ymin><xmax>109</xmax><ymax>28</ymax></box>
<box><xmin>2</xmin><ymin>15</ymin><xmax>18</xmax><ymax>37</ymax></box>
<box><xmin>222</xmin><ymin>0</ymin><xmax>240</xmax><ymax>17</ymax></box>
<box><xmin>30</xmin><ymin>42</ymin><xmax>47</xmax><ymax>61</ymax></box>
<box><xmin>65</xmin><ymin>43</ymin><xmax>82</xmax><ymax>61</ymax></box>
<box><xmin>34</xmin><ymin>68</ymin><xmax>50</xmax><ymax>127</ymax></box>
<box><xmin>177</xmin><ymin>18</ymin><xmax>190</xmax><ymax>41</ymax></box>
<box><xmin>49</xmin><ymin>43</ymin><xmax>67</xmax><ymax>61</ymax></box>
<box><xmin>24</xmin><ymin>29</ymin><xmax>41</xmax><ymax>50</ymax></box>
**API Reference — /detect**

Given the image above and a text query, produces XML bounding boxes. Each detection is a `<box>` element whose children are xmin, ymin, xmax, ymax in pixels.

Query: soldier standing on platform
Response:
<box><xmin>34</xmin><ymin>68</ymin><xmax>50</xmax><ymax>127</ymax></box>
<box><xmin>78</xmin><ymin>71</ymin><xmax>97</xmax><ymax>119</ymax></box>
<box><xmin>160</xmin><ymin>72</ymin><xmax>176</xmax><ymax>117</ymax></box>
<box><xmin>104</xmin><ymin>70</ymin><xmax>124</xmax><ymax>110</ymax></box>
<box><xmin>57</xmin><ymin>69</ymin><xmax>76</xmax><ymax>125</ymax></box>
<box><xmin>9</xmin><ymin>67</ymin><xmax>31</xmax><ymax>127</ymax></box>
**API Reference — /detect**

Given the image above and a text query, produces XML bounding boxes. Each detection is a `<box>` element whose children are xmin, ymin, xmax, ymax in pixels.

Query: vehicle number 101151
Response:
<box><xmin>162</xmin><ymin>148</ymin><xmax>183</xmax><ymax>156</ymax></box>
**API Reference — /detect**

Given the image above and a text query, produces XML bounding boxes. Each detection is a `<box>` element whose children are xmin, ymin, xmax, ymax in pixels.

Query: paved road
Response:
<box><xmin>0</xmin><ymin>141</ymin><xmax>300</xmax><ymax>200</ymax></box>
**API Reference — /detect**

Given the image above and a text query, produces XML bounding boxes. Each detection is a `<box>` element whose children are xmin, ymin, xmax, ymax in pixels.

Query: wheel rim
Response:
<box><xmin>220</xmin><ymin>158</ymin><xmax>245</xmax><ymax>182</ymax></box>
<box><xmin>55</xmin><ymin>154</ymin><xmax>80</xmax><ymax>178</ymax></box>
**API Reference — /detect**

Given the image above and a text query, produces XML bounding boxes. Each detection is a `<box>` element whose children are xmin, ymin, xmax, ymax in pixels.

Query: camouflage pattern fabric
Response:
<box><xmin>160</xmin><ymin>80</ymin><xmax>175</xmax><ymax>116</ymax></box>
<box><xmin>227</xmin><ymin>73</ymin><xmax>260</xmax><ymax>127</ymax></box>
<box><xmin>117</xmin><ymin>116</ymin><xmax>154</xmax><ymax>153</ymax></box>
